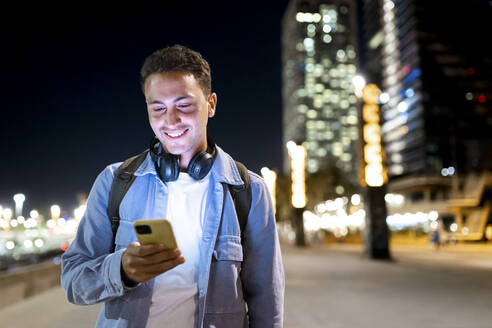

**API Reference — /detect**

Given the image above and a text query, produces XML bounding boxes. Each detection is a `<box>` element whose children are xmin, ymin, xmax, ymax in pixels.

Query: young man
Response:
<box><xmin>61</xmin><ymin>45</ymin><xmax>285</xmax><ymax>327</ymax></box>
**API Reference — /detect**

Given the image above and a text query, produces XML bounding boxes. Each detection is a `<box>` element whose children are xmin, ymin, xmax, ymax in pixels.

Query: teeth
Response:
<box><xmin>167</xmin><ymin>130</ymin><xmax>185</xmax><ymax>137</ymax></box>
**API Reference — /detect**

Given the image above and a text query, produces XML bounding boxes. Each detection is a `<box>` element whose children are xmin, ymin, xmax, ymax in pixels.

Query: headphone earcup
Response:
<box><xmin>158</xmin><ymin>153</ymin><xmax>180</xmax><ymax>182</ymax></box>
<box><xmin>188</xmin><ymin>151</ymin><xmax>214</xmax><ymax>180</ymax></box>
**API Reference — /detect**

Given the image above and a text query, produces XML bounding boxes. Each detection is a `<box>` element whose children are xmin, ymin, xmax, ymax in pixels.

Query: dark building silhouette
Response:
<box><xmin>359</xmin><ymin>0</ymin><xmax>492</xmax><ymax>241</ymax></box>
<box><xmin>360</xmin><ymin>0</ymin><xmax>492</xmax><ymax>179</ymax></box>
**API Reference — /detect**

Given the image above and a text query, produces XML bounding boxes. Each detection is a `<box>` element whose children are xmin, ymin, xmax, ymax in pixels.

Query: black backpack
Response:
<box><xmin>106</xmin><ymin>149</ymin><xmax>252</xmax><ymax>252</ymax></box>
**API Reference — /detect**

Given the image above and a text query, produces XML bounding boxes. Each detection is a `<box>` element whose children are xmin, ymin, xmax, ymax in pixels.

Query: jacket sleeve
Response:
<box><xmin>240</xmin><ymin>173</ymin><xmax>285</xmax><ymax>327</ymax></box>
<box><xmin>61</xmin><ymin>164</ymin><xmax>127</xmax><ymax>305</ymax></box>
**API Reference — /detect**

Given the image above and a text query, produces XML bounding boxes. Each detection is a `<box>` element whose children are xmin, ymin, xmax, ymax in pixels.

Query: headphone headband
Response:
<box><xmin>149</xmin><ymin>136</ymin><xmax>217</xmax><ymax>182</ymax></box>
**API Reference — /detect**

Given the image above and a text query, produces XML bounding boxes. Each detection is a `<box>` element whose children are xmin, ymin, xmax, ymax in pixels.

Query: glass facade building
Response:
<box><xmin>282</xmin><ymin>0</ymin><xmax>360</xmax><ymax>180</ymax></box>
<box><xmin>361</xmin><ymin>0</ymin><xmax>492</xmax><ymax>179</ymax></box>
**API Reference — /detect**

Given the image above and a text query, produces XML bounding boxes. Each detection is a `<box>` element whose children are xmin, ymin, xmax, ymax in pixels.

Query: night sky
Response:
<box><xmin>0</xmin><ymin>2</ymin><xmax>290</xmax><ymax>214</ymax></box>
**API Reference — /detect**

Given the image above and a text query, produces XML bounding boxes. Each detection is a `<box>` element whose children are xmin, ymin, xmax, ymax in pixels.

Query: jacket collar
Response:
<box><xmin>132</xmin><ymin>145</ymin><xmax>245</xmax><ymax>186</ymax></box>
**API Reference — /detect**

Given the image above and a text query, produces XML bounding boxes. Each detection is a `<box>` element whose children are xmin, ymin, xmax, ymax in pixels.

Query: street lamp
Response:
<box><xmin>13</xmin><ymin>193</ymin><xmax>25</xmax><ymax>218</ymax></box>
<box><xmin>261</xmin><ymin>167</ymin><xmax>277</xmax><ymax>214</ymax></box>
<box><xmin>287</xmin><ymin>141</ymin><xmax>307</xmax><ymax>246</ymax></box>
<box><xmin>51</xmin><ymin>204</ymin><xmax>61</xmax><ymax>223</ymax></box>
<box><xmin>353</xmin><ymin>80</ymin><xmax>390</xmax><ymax>259</ymax></box>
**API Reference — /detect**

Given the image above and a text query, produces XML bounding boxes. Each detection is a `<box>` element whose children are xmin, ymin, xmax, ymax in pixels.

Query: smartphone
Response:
<box><xmin>132</xmin><ymin>219</ymin><xmax>178</xmax><ymax>249</ymax></box>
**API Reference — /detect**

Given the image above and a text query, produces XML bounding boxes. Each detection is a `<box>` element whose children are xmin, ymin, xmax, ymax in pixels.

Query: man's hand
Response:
<box><xmin>121</xmin><ymin>242</ymin><xmax>185</xmax><ymax>285</ymax></box>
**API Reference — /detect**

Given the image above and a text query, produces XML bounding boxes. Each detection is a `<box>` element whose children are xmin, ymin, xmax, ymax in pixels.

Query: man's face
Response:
<box><xmin>144</xmin><ymin>71</ymin><xmax>216</xmax><ymax>167</ymax></box>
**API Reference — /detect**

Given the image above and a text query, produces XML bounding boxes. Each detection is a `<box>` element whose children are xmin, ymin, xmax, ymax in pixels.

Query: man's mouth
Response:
<box><xmin>164</xmin><ymin>129</ymin><xmax>188</xmax><ymax>139</ymax></box>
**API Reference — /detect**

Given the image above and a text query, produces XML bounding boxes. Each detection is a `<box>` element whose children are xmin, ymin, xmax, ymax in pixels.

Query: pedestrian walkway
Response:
<box><xmin>1</xmin><ymin>242</ymin><xmax>491</xmax><ymax>327</ymax></box>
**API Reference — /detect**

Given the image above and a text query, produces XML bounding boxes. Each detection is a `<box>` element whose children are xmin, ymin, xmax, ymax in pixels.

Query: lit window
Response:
<box><xmin>340</xmin><ymin>80</ymin><xmax>350</xmax><ymax>89</ymax></box>
<box><xmin>307</xmin><ymin>159</ymin><xmax>319</xmax><ymax>173</ymax></box>
<box><xmin>315</xmin><ymin>84</ymin><xmax>325</xmax><ymax>92</ymax></box>
<box><xmin>313</xmin><ymin>96</ymin><xmax>323</xmax><ymax>108</ymax></box>
<box><xmin>347</xmin><ymin>115</ymin><xmax>358</xmax><ymax>125</ymax></box>
<box><xmin>307</xmin><ymin>110</ymin><xmax>318</xmax><ymax>119</ymax></box>
<box><xmin>333</xmin><ymin>143</ymin><xmax>343</xmax><ymax>156</ymax></box>
<box><xmin>322</xmin><ymin>58</ymin><xmax>332</xmax><ymax>66</ymax></box>
<box><xmin>323</xmin><ymin>108</ymin><xmax>333</xmax><ymax>118</ymax></box>
<box><xmin>330</xmin><ymin>79</ymin><xmax>340</xmax><ymax>88</ymax></box>
<box><xmin>341</xmin><ymin>153</ymin><xmax>352</xmax><ymax>161</ymax></box>
<box><xmin>323</xmin><ymin>25</ymin><xmax>332</xmax><ymax>33</ymax></box>
<box><xmin>297</xmin><ymin>104</ymin><xmax>308</xmax><ymax>113</ymax></box>
<box><xmin>347</xmin><ymin>49</ymin><xmax>356</xmax><ymax>59</ymax></box>
<box><xmin>340</xmin><ymin>100</ymin><xmax>350</xmax><ymax>109</ymax></box>
<box><xmin>296</xmin><ymin>43</ymin><xmax>304</xmax><ymax>51</ymax></box>
<box><xmin>384</xmin><ymin>1</ymin><xmax>395</xmax><ymax>11</ymax></box>
<box><xmin>307</xmin><ymin>24</ymin><xmax>316</xmax><ymax>33</ymax></box>
<box><xmin>313</xmin><ymin>64</ymin><xmax>324</xmax><ymax>77</ymax></box>
<box><xmin>323</xmin><ymin>35</ymin><xmax>332</xmax><ymax>43</ymax></box>
<box><xmin>337</xmin><ymin>49</ymin><xmax>346</xmax><ymax>60</ymax></box>
<box><xmin>324</xmin><ymin>131</ymin><xmax>334</xmax><ymax>139</ymax></box>
<box><xmin>303</xmin><ymin>38</ymin><xmax>314</xmax><ymax>50</ymax></box>
<box><xmin>317</xmin><ymin>148</ymin><xmax>327</xmax><ymax>157</ymax></box>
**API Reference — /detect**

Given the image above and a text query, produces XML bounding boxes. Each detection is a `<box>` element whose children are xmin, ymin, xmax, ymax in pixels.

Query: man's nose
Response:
<box><xmin>165</xmin><ymin>107</ymin><xmax>181</xmax><ymax>126</ymax></box>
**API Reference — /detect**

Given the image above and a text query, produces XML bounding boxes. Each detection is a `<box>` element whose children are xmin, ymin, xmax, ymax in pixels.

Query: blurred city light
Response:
<box><xmin>13</xmin><ymin>193</ymin><xmax>25</xmax><ymax>217</ymax></box>
<box><xmin>2</xmin><ymin>208</ymin><xmax>12</xmax><ymax>220</ymax></box>
<box><xmin>30</xmin><ymin>210</ymin><xmax>39</xmax><ymax>219</ymax></box>
<box><xmin>361</xmin><ymin>84</ymin><xmax>388</xmax><ymax>187</ymax></box>
<box><xmin>261</xmin><ymin>167</ymin><xmax>277</xmax><ymax>214</ymax></box>
<box><xmin>287</xmin><ymin>141</ymin><xmax>307</xmax><ymax>208</ymax></box>
<box><xmin>74</xmin><ymin>205</ymin><xmax>86</xmax><ymax>221</ymax></box>
<box><xmin>352</xmin><ymin>75</ymin><xmax>366</xmax><ymax>97</ymax></box>
<box><xmin>51</xmin><ymin>205</ymin><xmax>61</xmax><ymax>220</ymax></box>
<box><xmin>379</xmin><ymin>92</ymin><xmax>390</xmax><ymax>104</ymax></box>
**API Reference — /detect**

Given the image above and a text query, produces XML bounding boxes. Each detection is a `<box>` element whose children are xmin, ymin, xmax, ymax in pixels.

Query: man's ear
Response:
<box><xmin>208</xmin><ymin>93</ymin><xmax>217</xmax><ymax>118</ymax></box>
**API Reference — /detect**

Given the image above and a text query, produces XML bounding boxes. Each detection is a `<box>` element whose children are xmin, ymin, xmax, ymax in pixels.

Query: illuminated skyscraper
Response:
<box><xmin>282</xmin><ymin>0</ymin><xmax>360</xmax><ymax>179</ymax></box>
<box><xmin>361</xmin><ymin>0</ymin><xmax>492</xmax><ymax>179</ymax></box>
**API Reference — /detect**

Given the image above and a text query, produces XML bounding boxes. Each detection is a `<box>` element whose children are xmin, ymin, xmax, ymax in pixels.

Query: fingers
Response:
<box><xmin>126</xmin><ymin>242</ymin><xmax>171</xmax><ymax>257</ymax></box>
<box><xmin>122</xmin><ymin>255</ymin><xmax>185</xmax><ymax>283</ymax></box>
<box><xmin>138</xmin><ymin>256</ymin><xmax>186</xmax><ymax>275</ymax></box>
<box><xmin>121</xmin><ymin>244</ymin><xmax>186</xmax><ymax>283</ymax></box>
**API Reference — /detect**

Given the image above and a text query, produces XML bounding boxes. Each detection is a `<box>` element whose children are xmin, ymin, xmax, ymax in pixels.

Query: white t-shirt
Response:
<box><xmin>146</xmin><ymin>172</ymin><xmax>210</xmax><ymax>328</ymax></box>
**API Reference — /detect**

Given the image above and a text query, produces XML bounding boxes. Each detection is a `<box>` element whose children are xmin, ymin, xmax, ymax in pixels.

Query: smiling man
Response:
<box><xmin>61</xmin><ymin>45</ymin><xmax>285</xmax><ymax>328</ymax></box>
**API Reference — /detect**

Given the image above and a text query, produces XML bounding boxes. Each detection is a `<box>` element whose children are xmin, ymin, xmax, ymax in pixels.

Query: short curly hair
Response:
<box><xmin>140</xmin><ymin>45</ymin><xmax>212</xmax><ymax>95</ymax></box>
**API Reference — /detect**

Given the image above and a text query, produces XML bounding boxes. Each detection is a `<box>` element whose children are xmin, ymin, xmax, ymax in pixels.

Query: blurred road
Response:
<box><xmin>1</xmin><ymin>242</ymin><xmax>491</xmax><ymax>327</ymax></box>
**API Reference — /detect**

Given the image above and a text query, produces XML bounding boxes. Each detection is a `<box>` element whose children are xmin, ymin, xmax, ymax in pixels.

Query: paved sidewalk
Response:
<box><xmin>1</xmin><ymin>242</ymin><xmax>491</xmax><ymax>327</ymax></box>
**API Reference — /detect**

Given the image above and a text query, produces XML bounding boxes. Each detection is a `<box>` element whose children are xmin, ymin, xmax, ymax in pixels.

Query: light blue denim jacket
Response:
<box><xmin>61</xmin><ymin>146</ymin><xmax>285</xmax><ymax>327</ymax></box>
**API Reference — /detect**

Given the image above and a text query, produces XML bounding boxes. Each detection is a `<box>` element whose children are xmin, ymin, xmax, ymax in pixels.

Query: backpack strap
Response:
<box><xmin>227</xmin><ymin>161</ymin><xmax>252</xmax><ymax>241</ymax></box>
<box><xmin>107</xmin><ymin>153</ymin><xmax>252</xmax><ymax>252</ymax></box>
<box><xmin>107</xmin><ymin>150</ymin><xmax>149</xmax><ymax>252</ymax></box>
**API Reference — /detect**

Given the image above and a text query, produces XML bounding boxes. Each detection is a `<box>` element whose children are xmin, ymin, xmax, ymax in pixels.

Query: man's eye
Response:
<box><xmin>153</xmin><ymin>107</ymin><xmax>165</xmax><ymax>112</ymax></box>
<box><xmin>178</xmin><ymin>104</ymin><xmax>191</xmax><ymax>109</ymax></box>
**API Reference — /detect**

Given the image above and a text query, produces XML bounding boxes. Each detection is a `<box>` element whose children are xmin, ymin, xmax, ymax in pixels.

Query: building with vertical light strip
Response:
<box><xmin>362</xmin><ymin>0</ymin><xmax>492</xmax><ymax>179</ymax></box>
<box><xmin>360</xmin><ymin>0</ymin><xmax>492</xmax><ymax>240</ymax></box>
<box><xmin>282</xmin><ymin>0</ymin><xmax>360</xmax><ymax>182</ymax></box>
